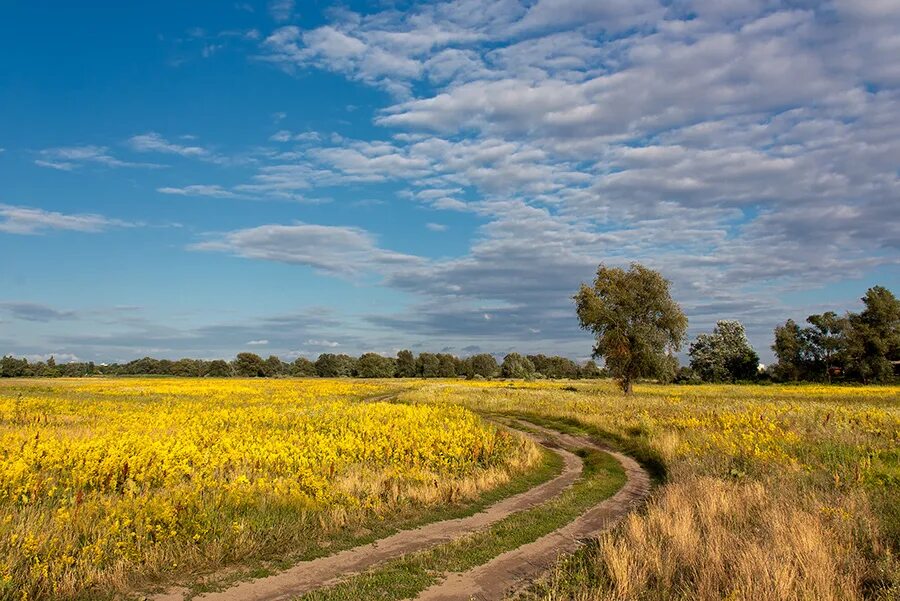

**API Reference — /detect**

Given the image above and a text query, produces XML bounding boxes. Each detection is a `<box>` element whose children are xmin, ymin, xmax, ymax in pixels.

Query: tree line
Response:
<box><xmin>0</xmin><ymin>350</ymin><xmax>606</xmax><ymax>380</ymax></box>
<box><xmin>575</xmin><ymin>264</ymin><xmax>897</xmax><ymax>393</ymax></box>
<box><xmin>3</xmin><ymin>265</ymin><xmax>896</xmax><ymax>388</ymax></box>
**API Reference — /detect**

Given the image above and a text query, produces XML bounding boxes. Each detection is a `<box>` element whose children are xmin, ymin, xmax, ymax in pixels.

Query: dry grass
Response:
<box><xmin>589</xmin><ymin>477</ymin><xmax>882</xmax><ymax>601</ymax></box>
<box><xmin>404</xmin><ymin>380</ymin><xmax>900</xmax><ymax>600</ymax></box>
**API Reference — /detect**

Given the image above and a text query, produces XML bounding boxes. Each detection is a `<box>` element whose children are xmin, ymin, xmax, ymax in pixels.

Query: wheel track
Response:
<box><xmin>152</xmin><ymin>399</ymin><xmax>651</xmax><ymax>601</ymax></box>
<box><xmin>413</xmin><ymin>420</ymin><xmax>652</xmax><ymax>601</ymax></box>
<box><xmin>153</xmin><ymin>424</ymin><xmax>582</xmax><ymax>601</ymax></box>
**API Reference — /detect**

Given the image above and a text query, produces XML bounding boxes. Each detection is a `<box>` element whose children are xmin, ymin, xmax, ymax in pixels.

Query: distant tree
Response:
<box><xmin>205</xmin><ymin>359</ymin><xmax>233</xmax><ymax>377</ymax></box>
<box><xmin>579</xmin><ymin>360</ymin><xmax>603</xmax><ymax>379</ymax></box>
<box><xmin>772</xmin><ymin>319</ymin><xmax>806</xmax><ymax>382</ymax></box>
<box><xmin>356</xmin><ymin>353</ymin><xmax>396</xmax><ymax>378</ymax></box>
<box><xmin>0</xmin><ymin>355</ymin><xmax>29</xmax><ymax>377</ymax></box>
<box><xmin>525</xmin><ymin>355</ymin><xmax>579</xmax><ymax>379</ymax></box>
<box><xmin>315</xmin><ymin>353</ymin><xmax>355</xmax><ymax>377</ymax></box>
<box><xmin>575</xmin><ymin>263</ymin><xmax>688</xmax><ymax>394</ymax></box>
<box><xmin>172</xmin><ymin>358</ymin><xmax>202</xmax><ymax>377</ymax></box>
<box><xmin>263</xmin><ymin>355</ymin><xmax>286</xmax><ymax>377</ymax></box>
<box><xmin>395</xmin><ymin>350</ymin><xmax>417</xmax><ymax>378</ymax></box>
<box><xmin>500</xmin><ymin>353</ymin><xmax>535</xmax><ymax>378</ymax></box>
<box><xmin>290</xmin><ymin>357</ymin><xmax>317</xmax><ymax>377</ymax></box>
<box><xmin>689</xmin><ymin>321</ymin><xmax>759</xmax><ymax>382</ymax></box>
<box><xmin>436</xmin><ymin>353</ymin><xmax>458</xmax><ymax>377</ymax></box>
<box><xmin>673</xmin><ymin>366</ymin><xmax>702</xmax><ymax>384</ymax></box>
<box><xmin>804</xmin><ymin>311</ymin><xmax>847</xmax><ymax>382</ymax></box>
<box><xmin>843</xmin><ymin>286</ymin><xmax>900</xmax><ymax>383</ymax></box>
<box><xmin>416</xmin><ymin>352</ymin><xmax>441</xmax><ymax>378</ymax></box>
<box><xmin>233</xmin><ymin>352</ymin><xmax>267</xmax><ymax>377</ymax></box>
<box><xmin>467</xmin><ymin>354</ymin><xmax>499</xmax><ymax>379</ymax></box>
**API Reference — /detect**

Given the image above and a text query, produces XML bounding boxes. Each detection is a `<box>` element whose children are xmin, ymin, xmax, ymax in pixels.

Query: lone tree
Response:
<box><xmin>575</xmin><ymin>263</ymin><xmax>687</xmax><ymax>394</ymax></box>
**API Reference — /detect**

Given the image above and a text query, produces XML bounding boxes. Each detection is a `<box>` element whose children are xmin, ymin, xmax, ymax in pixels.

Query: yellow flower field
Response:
<box><xmin>0</xmin><ymin>378</ymin><xmax>536</xmax><ymax>600</ymax></box>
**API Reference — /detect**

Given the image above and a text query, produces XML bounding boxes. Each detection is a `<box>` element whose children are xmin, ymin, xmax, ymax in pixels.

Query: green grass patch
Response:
<box><xmin>512</xmin><ymin>412</ymin><xmax>668</xmax><ymax>484</ymax></box>
<box><xmin>298</xmin><ymin>448</ymin><xmax>626</xmax><ymax>601</ymax></box>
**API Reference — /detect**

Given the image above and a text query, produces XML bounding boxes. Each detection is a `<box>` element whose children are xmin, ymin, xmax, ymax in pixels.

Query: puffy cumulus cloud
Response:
<box><xmin>0</xmin><ymin>204</ymin><xmax>133</xmax><ymax>235</ymax></box>
<box><xmin>189</xmin><ymin>222</ymin><xmax>425</xmax><ymax>277</ymax></box>
<box><xmin>211</xmin><ymin>0</ymin><xmax>900</xmax><ymax>360</ymax></box>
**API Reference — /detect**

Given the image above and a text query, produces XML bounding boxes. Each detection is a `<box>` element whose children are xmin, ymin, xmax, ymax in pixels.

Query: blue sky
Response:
<box><xmin>1</xmin><ymin>0</ymin><xmax>898</xmax><ymax>364</ymax></box>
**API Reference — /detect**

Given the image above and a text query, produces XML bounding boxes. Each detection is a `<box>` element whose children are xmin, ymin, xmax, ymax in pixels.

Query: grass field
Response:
<box><xmin>2</xmin><ymin>378</ymin><xmax>898</xmax><ymax>600</ymax></box>
<box><xmin>402</xmin><ymin>380</ymin><xmax>900</xmax><ymax>600</ymax></box>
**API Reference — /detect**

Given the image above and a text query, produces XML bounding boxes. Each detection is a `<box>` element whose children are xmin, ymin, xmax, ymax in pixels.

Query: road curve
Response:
<box><xmin>153</xmin><ymin>431</ymin><xmax>583</xmax><ymax>601</ymax></box>
<box><xmin>413</xmin><ymin>420</ymin><xmax>652</xmax><ymax>601</ymax></box>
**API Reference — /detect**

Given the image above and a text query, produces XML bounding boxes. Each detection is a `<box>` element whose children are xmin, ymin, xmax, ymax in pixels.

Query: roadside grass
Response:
<box><xmin>407</xmin><ymin>381</ymin><xmax>900</xmax><ymax>601</ymax></box>
<box><xmin>298</xmin><ymin>446</ymin><xmax>626</xmax><ymax>601</ymax></box>
<box><xmin>170</xmin><ymin>444</ymin><xmax>564</xmax><ymax>599</ymax></box>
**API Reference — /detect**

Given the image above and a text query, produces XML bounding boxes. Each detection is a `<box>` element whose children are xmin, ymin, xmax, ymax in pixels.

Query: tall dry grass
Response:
<box><xmin>407</xmin><ymin>381</ymin><xmax>900</xmax><ymax>600</ymax></box>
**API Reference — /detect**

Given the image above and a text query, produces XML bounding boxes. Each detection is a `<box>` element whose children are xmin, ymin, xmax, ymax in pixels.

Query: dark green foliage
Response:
<box><xmin>466</xmin><ymin>354</ymin><xmax>499</xmax><ymax>379</ymax></box>
<box><xmin>205</xmin><ymin>359</ymin><xmax>233</xmax><ymax>377</ymax></box>
<box><xmin>290</xmin><ymin>357</ymin><xmax>317</xmax><ymax>377</ymax></box>
<box><xmin>416</xmin><ymin>352</ymin><xmax>441</xmax><ymax>378</ymax></box>
<box><xmin>526</xmin><ymin>355</ymin><xmax>581</xmax><ymax>379</ymax></box>
<box><xmin>436</xmin><ymin>353</ymin><xmax>458</xmax><ymax>377</ymax></box>
<box><xmin>355</xmin><ymin>353</ymin><xmax>397</xmax><ymax>378</ymax></box>
<box><xmin>575</xmin><ymin>263</ymin><xmax>688</xmax><ymax>394</ymax></box>
<box><xmin>233</xmin><ymin>352</ymin><xmax>267</xmax><ymax>377</ymax></box>
<box><xmin>578</xmin><ymin>360</ymin><xmax>603</xmax><ymax>379</ymax></box>
<box><xmin>689</xmin><ymin>320</ymin><xmax>759</xmax><ymax>382</ymax></box>
<box><xmin>314</xmin><ymin>353</ymin><xmax>356</xmax><ymax>377</ymax></box>
<box><xmin>0</xmin><ymin>355</ymin><xmax>28</xmax><ymax>377</ymax></box>
<box><xmin>264</xmin><ymin>355</ymin><xmax>287</xmax><ymax>377</ymax></box>
<box><xmin>771</xmin><ymin>286</ymin><xmax>898</xmax><ymax>383</ymax></box>
<box><xmin>395</xmin><ymin>350</ymin><xmax>417</xmax><ymax>377</ymax></box>
<box><xmin>500</xmin><ymin>353</ymin><xmax>535</xmax><ymax>378</ymax></box>
<box><xmin>842</xmin><ymin>286</ymin><xmax>900</xmax><ymax>383</ymax></box>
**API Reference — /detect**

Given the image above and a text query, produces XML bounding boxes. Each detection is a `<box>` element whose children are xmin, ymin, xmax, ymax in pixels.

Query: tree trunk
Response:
<box><xmin>622</xmin><ymin>378</ymin><xmax>633</xmax><ymax>395</ymax></box>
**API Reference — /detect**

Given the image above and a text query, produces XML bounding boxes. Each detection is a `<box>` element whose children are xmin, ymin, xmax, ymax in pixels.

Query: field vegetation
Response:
<box><xmin>403</xmin><ymin>380</ymin><xmax>900</xmax><ymax>600</ymax></box>
<box><xmin>2</xmin><ymin>374</ymin><xmax>898</xmax><ymax>600</ymax></box>
<box><xmin>0</xmin><ymin>378</ymin><xmax>539</xmax><ymax>600</ymax></box>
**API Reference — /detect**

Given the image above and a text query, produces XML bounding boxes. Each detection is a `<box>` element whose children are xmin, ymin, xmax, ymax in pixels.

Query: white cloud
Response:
<box><xmin>268</xmin><ymin>0</ymin><xmax>294</xmax><ymax>23</ymax></box>
<box><xmin>128</xmin><ymin>132</ymin><xmax>210</xmax><ymax>158</ymax></box>
<box><xmin>426</xmin><ymin>222</ymin><xmax>448</xmax><ymax>231</ymax></box>
<box><xmin>246</xmin><ymin>339</ymin><xmax>269</xmax><ymax>345</ymax></box>
<box><xmin>0</xmin><ymin>204</ymin><xmax>133</xmax><ymax>235</ymax></box>
<box><xmin>190</xmin><ymin>222</ymin><xmax>425</xmax><ymax>277</ymax></box>
<box><xmin>306</xmin><ymin>339</ymin><xmax>340</xmax><ymax>347</ymax></box>
<box><xmin>157</xmin><ymin>185</ymin><xmax>237</xmax><ymax>198</ymax></box>
<box><xmin>36</xmin><ymin>145</ymin><xmax>160</xmax><ymax>170</ymax></box>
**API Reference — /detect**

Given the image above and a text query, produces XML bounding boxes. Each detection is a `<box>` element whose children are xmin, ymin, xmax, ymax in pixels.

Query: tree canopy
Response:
<box><xmin>689</xmin><ymin>320</ymin><xmax>759</xmax><ymax>382</ymax></box>
<box><xmin>575</xmin><ymin>263</ymin><xmax>687</xmax><ymax>393</ymax></box>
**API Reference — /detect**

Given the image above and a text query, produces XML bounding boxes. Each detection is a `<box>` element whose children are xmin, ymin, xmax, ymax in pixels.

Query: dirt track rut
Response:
<box><xmin>413</xmin><ymin>421</ymin><xmax>652</xmax><ymax>600</ymax></box>
<box><xmin>153</xmin><ymin>430</ymin><xmax>582</xmax><ymax>601</ymax></box>
<box><xmin>154</xmin><ymin>418</ymin><xmax>651</xmax><ymax>601</ymax></box>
